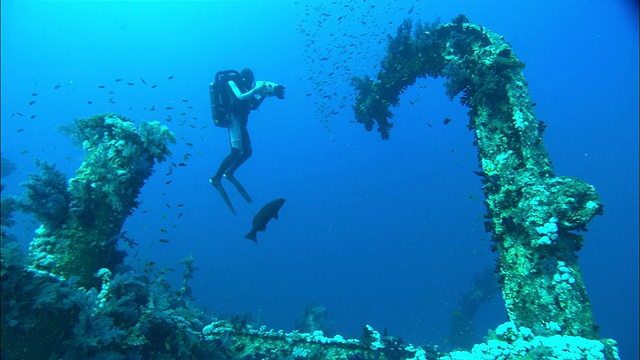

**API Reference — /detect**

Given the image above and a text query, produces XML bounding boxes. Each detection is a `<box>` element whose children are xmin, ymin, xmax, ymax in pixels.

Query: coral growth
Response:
<box><xmin>1</xmin><ymin>156</ymin><xmax>17</xmax><ymax>178</ymax></box>
<box><xmin>25</xmin><ymin>113</ymin><xmax>176</xmax><ymax>288</ymax></box>
<box><xmin>295</xmin><ymin>302</ymin><xmax>330</xmax><ymax>334</ymax></box>
<box><xmin>351</xmin><ymin>12</ymin><xmax>612</xmax><ymax>351</ymax></box>
<box><xmin>18</xmin><ymin>160</ymin><xmax>71</xmax><ymax>229</ymax></box>
<box><xmin>178</xmin><ymin>254</ymin><xmax>197</xmax><ymax>301</ymax></box>
<box><xmin>1</xmin><ymin>254</ymin><xmax>221</xmax><ymax>359</ymax></box>
<box><xmin>441</xmin><ymin>322</ymin><xmax>619</xmax><ymax>360</ymax></box>
<box><xmin>1</xmin><ymin>190</ymin><xmax>17</xmax><ymax>229</ymax></box>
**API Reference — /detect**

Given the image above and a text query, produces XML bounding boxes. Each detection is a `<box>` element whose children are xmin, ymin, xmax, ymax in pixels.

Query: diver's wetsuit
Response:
<box><xmin>212</xmin><ymin>80</ymin><xmax>263</xmax><ymax>181</ymax></box>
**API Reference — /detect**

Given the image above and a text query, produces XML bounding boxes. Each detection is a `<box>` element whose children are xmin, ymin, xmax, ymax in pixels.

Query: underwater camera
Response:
<box><xmin>256</xmin><ymin>80</ymin><xmax>286</xmax><ymax>99</ymax></box>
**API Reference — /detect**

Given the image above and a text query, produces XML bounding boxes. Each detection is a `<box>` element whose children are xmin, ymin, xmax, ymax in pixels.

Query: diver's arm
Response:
<box><xmin>228</xmin><ymin>80</ymin><xmax>267</xmax><ymax>101</ymax></box>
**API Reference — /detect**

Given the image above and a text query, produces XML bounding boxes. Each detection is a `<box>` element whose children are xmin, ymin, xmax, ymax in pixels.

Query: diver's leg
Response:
<box><xmin>209</xmin><ymin>120</ymin><xmax>244</xmax><ymax>214</ymax></box>
<box><xmin>225</xmin><ymin>147</ymin><xmax>252</xmax><ymax>176</ymax></box>
<box><xmin>209</xmin><ymin>148</ymin><xmax>240</xmax><ymax>215</ymax></box>
<box><xmin>212</xmin><ymin>148</ymin><xmax>241</xmax><ymax>182</ymax></box>
<box><xmin>224</xmin><ymin>126</ymin><xmax>253</xmax><ymax>203</ymax></box>
<box><xmin>225</xmin><ymin>126</ymin><xmax>252</xmax><ymax>176</ymax></box>
<box><xmin>212</xmin><ymin>117</ymin><xmax>243</xmax><ymax>182</ymax></box>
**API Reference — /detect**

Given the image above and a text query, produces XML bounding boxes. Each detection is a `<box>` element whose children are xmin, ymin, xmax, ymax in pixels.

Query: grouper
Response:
<box><xmin>245</xmin><ymin>198</ymin><xmax>286</xmax><ymax>243</ymax></box>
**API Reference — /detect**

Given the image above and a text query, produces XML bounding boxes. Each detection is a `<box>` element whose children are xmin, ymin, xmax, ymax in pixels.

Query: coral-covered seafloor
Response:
<box><xmin>1</xmin><ymin>16</ymin><xmax>621</xmax><ymax>360</ymax></box>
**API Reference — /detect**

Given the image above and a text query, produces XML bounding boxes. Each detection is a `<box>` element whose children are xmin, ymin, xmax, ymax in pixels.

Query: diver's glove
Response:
<box><xmin>255</xmin><ymin>80</ymin><xmax>286</xmax><ymax>99</ymax></box>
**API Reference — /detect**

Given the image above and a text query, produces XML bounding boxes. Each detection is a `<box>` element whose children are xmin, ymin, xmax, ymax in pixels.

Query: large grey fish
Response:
<box><xmin>245</xmin><ymin>198</ymin><xmax>285</xmax><ymax>243</ymax></box>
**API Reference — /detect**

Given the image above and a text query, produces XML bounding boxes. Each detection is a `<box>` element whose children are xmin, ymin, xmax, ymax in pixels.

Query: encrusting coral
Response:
<box><xmin>18</xmin><ymin>160</ymin><xmax>71</xmax><ymax>229</ymax></box>
<box><xmin>352</xmin><ymin>14</ymin><xmax>616</xmax><ymax>358</ymax></box>
<box><xmin>24</xmin><ymin>113</ymin><xmax>176</xmax><ymax>288</ymax></box>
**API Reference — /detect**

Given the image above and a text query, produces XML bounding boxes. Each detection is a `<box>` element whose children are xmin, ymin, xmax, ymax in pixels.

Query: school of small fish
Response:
<box><xmin>8</xmin><ymin>0</ymin><xmax>438</xmax><ymax>250</ymax></box>
<box><xmin>294</xmin><ymin>0</ymin><xmax>425</xmax><ymax>135</ymax></box>
<box><xmin>8</xmin><ymin>72</ymin><xmax>205</xmax><ymax>249</ymax></box>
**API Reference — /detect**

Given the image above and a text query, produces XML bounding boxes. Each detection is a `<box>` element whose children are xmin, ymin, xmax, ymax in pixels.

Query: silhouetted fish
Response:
<box><xmin>245</xmin><ymin>198</ymin><xmax>285</xmax><ymax>243</ymax></box>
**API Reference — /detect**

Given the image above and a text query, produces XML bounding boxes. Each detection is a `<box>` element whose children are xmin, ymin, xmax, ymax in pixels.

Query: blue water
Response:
<box><xmin>1</xmin><ymin>0</ymin><xmax>637</xmax><ymax>358</ymax></box>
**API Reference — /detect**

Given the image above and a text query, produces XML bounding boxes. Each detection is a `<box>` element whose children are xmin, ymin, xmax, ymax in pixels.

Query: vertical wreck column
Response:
<box><xmin>351</xmin><ymin>15</ymin><xmax>603</xmax><ymax>338</ymax></box>
<box><xmin>24</xmin><ymin>113</ymin><xmax>175</xmax><ymax>288</ymax></box>
<box><xmin>471</xmin><ymin>55</ymin><xmax>602</xmax><ymax>338</ymax></box>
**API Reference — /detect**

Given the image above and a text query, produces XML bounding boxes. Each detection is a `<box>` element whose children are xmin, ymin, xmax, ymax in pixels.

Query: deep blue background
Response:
<box><xmin>2</xmin><ymin>1</ymin><xmax>637</xmax><ymax>358</ymax></box>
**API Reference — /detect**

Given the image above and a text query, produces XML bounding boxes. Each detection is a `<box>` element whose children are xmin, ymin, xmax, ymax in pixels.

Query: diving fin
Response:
<box><xmin>210</xmin><ymin>178</ymin><xmax>236</xmax><ymax>215</ymax></box>
<box><xmin>224</xmin><ymin>174</ymin><xmax>253</xmax><ymax>203</ymax></box>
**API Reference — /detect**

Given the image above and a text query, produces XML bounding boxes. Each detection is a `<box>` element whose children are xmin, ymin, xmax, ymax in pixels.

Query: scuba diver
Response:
<box><xmin>209</xmin><ymin>68</ymin><xmax>285</xmax><ymax>215</ymax></box>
